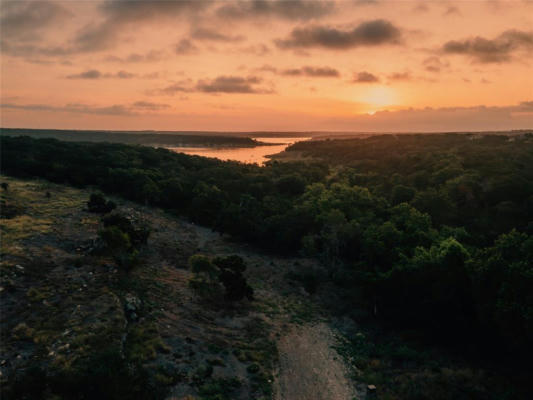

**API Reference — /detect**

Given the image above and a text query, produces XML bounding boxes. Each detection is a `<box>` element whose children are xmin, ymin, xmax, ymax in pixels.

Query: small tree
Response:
<box><xmin>213</xmin><ymin>255</ymin><xmax>254</xmax><ymax>301</ymax></box>
<box><xmin>188</xmin><ymin>255</ymin><xmax>221</xmax><ymax>299</ymax></box>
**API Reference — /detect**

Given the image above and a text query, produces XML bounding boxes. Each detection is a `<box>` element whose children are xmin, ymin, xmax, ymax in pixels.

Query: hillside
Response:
<box><xmin>1</xmin><ymin>175</ymin><xmax>529</xmax><ymax>400</ymax></box>
<box><xmin>0</xmin><ymin>176</ymin><xmax>359</xmax><ymax>400</ymax></box>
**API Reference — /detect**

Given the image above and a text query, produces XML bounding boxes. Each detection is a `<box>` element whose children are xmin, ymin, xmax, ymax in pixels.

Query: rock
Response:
<box><xmin>367</xmin><ymin>384</ymin><xmax>377</xmax><ymax>398</ymax></box>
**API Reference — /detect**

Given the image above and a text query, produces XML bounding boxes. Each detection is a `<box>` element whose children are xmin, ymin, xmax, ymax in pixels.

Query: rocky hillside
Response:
<box><xmin>0</xmin><ymin>176</ymin><xmax>360</xmax><ymax>400</ymax></box>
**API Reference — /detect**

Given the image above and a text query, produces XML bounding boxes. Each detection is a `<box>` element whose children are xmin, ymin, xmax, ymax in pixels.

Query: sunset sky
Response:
<box><xmin>1</xmin><ymin>0</ymin><xmax>532</xmax><ymax>132</ymax></box>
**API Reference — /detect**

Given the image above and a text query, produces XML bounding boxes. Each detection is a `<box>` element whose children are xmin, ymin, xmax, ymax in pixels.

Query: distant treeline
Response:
<box><xmin>0</xmin><ymin>128</ymin><xmax>273</xmax><ymax>148</ymax></box>
<box><xmin>1</xmin><ymin>133</ymin><xmax>532</xmax><ymax>359</ymax></box>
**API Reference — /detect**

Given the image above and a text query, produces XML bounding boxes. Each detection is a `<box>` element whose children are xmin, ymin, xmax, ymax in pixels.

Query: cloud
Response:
<box><xmin>321</xmin><ymin>101</ymin><xmax>533</xmax><ymax>132</ymax></box>
<box><xmin>354</xmin><ymin>0</ymin><xmax>380</xmax><ymax>5</ymax></box>
<box><xmin>0</xmin><ymin>1</ymin><xmax>72</xmax><ymax>41</ymax></box>
<box><xmin>215</xmin><ymin>0</ymin><xmax>335</xmax><ymax>21</ymax></box>
<box><xmin>175</xmin><ymin>39</ymin><xmax>198</xmax><ymax>55</ymax></box>
<box><xmin>191</xmin><ymin>27</ymin><xmax>245</xmax><ymax>42</ymax></box>
<box><xmin>261</xmin><ymin>65</ymin><xmax>340</xmax><ymax>77</ymax></box>
<box><xmin>423</xmin><ymin>56</ymin><xmax>449</xmax><ymax>73</ymax></box>
<box><xmin>157</xmin><ymin>81</ymin><xmax>194</xmax><ymax>95</ymax></box>
<box><xmin>275</xmin><ymin>19</ymin><xmax>402</xmax><ymax>50</ymax></box>
<box><xmin>413</xmin><ymin>3</ymin><xmax>429</xmax><ymax>13</ymax></box>
<box><xmin>154</xmin><ymin>75</ymin><xmax>274</xmax><ymax>95</ymax></box>
<box><xmin>1</xmin><ymin>0</ymin><xmax>208</xmax><ymax>58</ymax></box>
<box><xmin>1</xmin><ymin>100</ymin><xmax>171</xmax><ymax>116</ymax></box>
<box><xmin>1</xmin><ymin>102</ymin><xmax>133</xmax><ymax>116</ymax></box>
<box><xmin>196</xmin><ymin>75</ymin><xmax>272</xmax><ymax>93</ymax></box>
<box><xmin>66</xmin><ymin>69</ymin><xmax>137</xmax><ymax>79</ymax></box>
<box><xmin>443</xmin><ymin>5</ymin><xmax>461</xmax><ymax>16</ymax></box>
<box><xmin>132</xmin><ymin>101</ymin><xmax>170</xmax><ymax>111</ymax></box>
<box><xmin>352</xmin><ymin>71</ymin><xmax>380</xmax><ymax>83</ymax></box>
<box><xmin>238</xmin><ymin>44</ymin><xmax>271</xmax><ymax>56</ymax></box>
<box><xmin>388</xmin><ymin>72</ymin><xmax>412</xmax><ymax>81</ymax></box>
<box><xmin>73</xmin><ymin>0</ymin><xmax>210</xmax><ymax>53</ymax></box>
<box><xmin>104</xmin><ymin>50</ymin><xmax>167</xmax><ymax>63</ymax></box>
<box><xmin>66</xmin><ymin>69</ymin><xmax>102</xmax><ymax>79</ymax></box>
<box><xmin>442</xmin><ymin>29</ymin><xmax>533</xmax><ymax>63</ymax></box>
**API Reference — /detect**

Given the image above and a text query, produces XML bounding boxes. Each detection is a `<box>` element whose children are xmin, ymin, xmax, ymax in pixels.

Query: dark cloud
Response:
<box><xmin>1</xmin><ymin>1</ymin><xmax>202</xmax><ymax>58</ymax></box>
<box><xmin>66</xmin><ymin>69</ymin><xmax>102</xmax><ymax>79</ymax></box>
<box><xmin>275</xmin><ymin>19</ymin><xmax>402</xmax><ymax>50</ymax></box>
<box><xmin>442</xmin><ymin>29</ymin><xmax>533</xmax><ymax>63</ymax></box>
<box><xmin>278</xmin><ymin>66</ymin><xmax>340</xmax><ymax>77</ymax></box>
<box><xmin>191</xmin><ymin>27</ymin><xmax>245</xmax><ymax>42</ymax></box>
<box><xmin>388</xmin><ymin>72</ymin><xmax>412</xmax><ymax>81</ymax></box>
<box><xmin>0</xmin><ymin>1</ymin><xmax>72</xmax><ymax>41</ymax></box>
<box><xmin>175</xmin><ymin>39</ymin><xmax>198</xmax><ymax>55</ymax></box>
<box><xmin>196</xmin><ymin>75</ymin><xmax>271</xmax><ymax>93</ymax></box>
<box><xmin>216</xmin><ymin>0</ymin><xmax>335</xmax><ymax>21</ymax></box>
<box><xmin>73</xmin><ymin>0</ymin><xmax>210</xmax><ymax>53</ymax></box>
<box><xmin>352</xmin><ymin>71</ymin><xmax>379</xmax><ymax>83</ymax></box>
<box><xmin>155</xmin><ymin>75</ymin><xmax>273</xmax><ymax>95</ymax></box>
<box><xmin>66</xmin><ymin>70</ymin><xmax>137</xmax><ymax>79</ymax></box>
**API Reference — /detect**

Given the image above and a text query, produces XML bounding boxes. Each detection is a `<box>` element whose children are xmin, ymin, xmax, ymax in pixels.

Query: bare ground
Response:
<box><xmin>274</xmin><ymin>322</ymin><xmax>360</xmax><ymax>400</ymax></box>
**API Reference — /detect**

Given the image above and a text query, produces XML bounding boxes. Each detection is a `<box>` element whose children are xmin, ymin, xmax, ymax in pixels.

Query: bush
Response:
<box><xmin>213</xmin><ymin>255</ymin><xmax>254</xmax><ymax>301</ymax></box>
<box><xmin>99</xmin><ymin>226</ymin><xmax>131</xmax><ymax>252</ymax></box>
<box><xmin>87</xmin><ymin>193</ymin><xmax>116</xmax><ymax>214</ymax></box>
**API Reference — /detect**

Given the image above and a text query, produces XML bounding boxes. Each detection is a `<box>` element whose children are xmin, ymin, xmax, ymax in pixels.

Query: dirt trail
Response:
<box><xmin>274</xmin><ymin>322</ymin><xmax>360</xmax><ymax>400</ymax></box>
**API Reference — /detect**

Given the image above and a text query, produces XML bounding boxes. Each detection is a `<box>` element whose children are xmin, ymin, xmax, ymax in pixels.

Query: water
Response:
<box><xmin>167</xmin><ymin>137</ymin><xmax>310</xmax><ymax>165</ymax></box>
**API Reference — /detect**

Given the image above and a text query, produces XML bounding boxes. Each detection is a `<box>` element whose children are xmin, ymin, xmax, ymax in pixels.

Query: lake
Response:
<box><xmin>166</xmin><ymin>137</ymin><xmax>310</xmax><ymax>165</ymax></box>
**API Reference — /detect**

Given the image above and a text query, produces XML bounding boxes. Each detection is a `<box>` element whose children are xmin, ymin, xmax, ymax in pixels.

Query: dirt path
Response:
<box><xmin>274</xmin><ymin>322</ymin><xmax>361</xmax><ymax>400</ymax></box>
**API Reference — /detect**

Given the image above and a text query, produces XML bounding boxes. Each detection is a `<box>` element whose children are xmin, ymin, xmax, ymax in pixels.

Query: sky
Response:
<box><xmin>1</xmin><ymin>0</ymin><xmax>532</xmax><ymax>132</ymax></box>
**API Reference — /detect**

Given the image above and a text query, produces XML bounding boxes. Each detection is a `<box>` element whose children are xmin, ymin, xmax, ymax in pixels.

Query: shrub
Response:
<box><xmin>87</xmin><ymin>193</ymin><xmax>116</xmax><ymax>214</ymax></box>
<box><xmin>213</xmin><ymin>255</ymin><xmax>254</xmax><ymax>301</ymax></box>
<box><xmin>99</xmin><ymin>226</ymin><xmax>131</xmax><ymax>252</ymax></box>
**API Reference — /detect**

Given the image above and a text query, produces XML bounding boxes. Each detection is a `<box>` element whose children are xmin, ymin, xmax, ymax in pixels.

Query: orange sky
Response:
<box><xmin>1</xmin><ymin>0</ymin><xmax>532</xmax><ymax>132</ymax></box>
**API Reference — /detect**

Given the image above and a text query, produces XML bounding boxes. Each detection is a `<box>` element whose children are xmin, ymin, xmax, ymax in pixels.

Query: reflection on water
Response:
<box><xmin>167</xmin><ymin>137</ymin><xmax>310</xmax><ymax>165</ymax></box>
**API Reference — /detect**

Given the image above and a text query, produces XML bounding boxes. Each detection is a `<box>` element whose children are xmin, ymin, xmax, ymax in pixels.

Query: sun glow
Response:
<box><xmin>364</xmin><ymin>86</ymin><xmax>397</xmax><ymax>108</ymax></box>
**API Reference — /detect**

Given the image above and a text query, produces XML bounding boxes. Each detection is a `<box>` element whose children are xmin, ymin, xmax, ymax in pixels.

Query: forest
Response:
<box><xmin>1</xmin><ymin>132</ymin><xmax>532</xmax><ymax>363</ymax></box>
